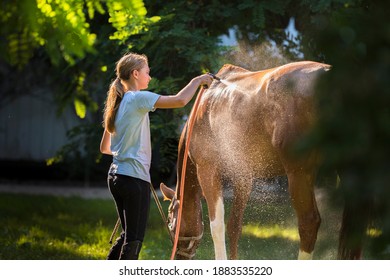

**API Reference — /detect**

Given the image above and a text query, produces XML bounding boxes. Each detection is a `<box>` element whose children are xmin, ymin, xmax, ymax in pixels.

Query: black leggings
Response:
<box><xmin>108</xmin><ymin>173</ymin><xmax>151</xmax><ymax>243</ymax></box>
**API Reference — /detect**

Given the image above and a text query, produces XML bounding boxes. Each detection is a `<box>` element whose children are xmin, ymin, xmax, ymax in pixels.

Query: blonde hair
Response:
<box><xmin>103</xmin><ymin>53</ymin><xmax>148</xmax><ymax>133</ymax></box>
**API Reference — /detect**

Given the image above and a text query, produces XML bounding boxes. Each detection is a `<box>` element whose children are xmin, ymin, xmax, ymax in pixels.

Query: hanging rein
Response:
<box><xmin>170</xmin><ymin>84</ymin><xmax>208</xmax><ymax>260</ymax></box>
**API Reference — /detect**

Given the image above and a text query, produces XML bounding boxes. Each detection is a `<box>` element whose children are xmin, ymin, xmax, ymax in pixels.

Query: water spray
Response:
<box><xmin>208</xmin><ymin>72</ymin><xmax>245</xmax><ymax>93</ymax></box>
<box><xmin>202</xmin><ymin>72</ymin><xmax>221</xmax><ymax>89</ymax></box>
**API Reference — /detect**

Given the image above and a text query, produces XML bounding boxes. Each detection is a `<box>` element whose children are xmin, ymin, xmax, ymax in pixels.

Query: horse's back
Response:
<box><xmin>216</xmin><ymin>61</ymin><xmax>330</xmax><ymax>97</ymax></box>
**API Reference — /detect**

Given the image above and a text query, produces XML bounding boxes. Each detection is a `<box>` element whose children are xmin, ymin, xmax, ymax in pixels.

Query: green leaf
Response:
<box><xmin>74</xmin><ymin>98</ymin><xmax>86</xmax><ymax>119</ymax></box>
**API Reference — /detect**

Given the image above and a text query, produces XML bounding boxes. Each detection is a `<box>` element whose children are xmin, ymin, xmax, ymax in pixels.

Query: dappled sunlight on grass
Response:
<box><xmin>242</xmin><ymin>224</ymin><xmax>299</xmax><ymax>241</ymax></box>
<box><xmin>1</xmin><ymin>191</ymin><xmax>375</xmax><ymax>259</ymax></box>
<box><xmin>0</xmin><ymin>193</ymin><xmax>117</xmax><ymax>259</ymax></box>
<box><xmin>16</xmin><ymin>226</ymin><xmax>46</xmax><ymax>246</ymax></box>
<box><xmin>0</xmin><ymin>192</ymin><xmax>175</xmax><ymax>260</ymax></box>
<box><xmin>77</xmin><ymin>242</ymin><xmax>108</xmax><ymax>259</ymax></box>
<box><xmin>13</xmin><ymin>221</ymin><xmax>111</xmax><ymax>259</ymax></box>
<box><xmin>140</xmin><ymin>231</ymin><xmax>171</xmax><ymax>260</ymax></box>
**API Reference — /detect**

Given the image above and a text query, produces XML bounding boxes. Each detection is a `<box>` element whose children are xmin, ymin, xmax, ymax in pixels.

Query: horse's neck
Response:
<box><xmin>176</xmin><ymin>123</ymin><xmax>200</xmax><ymax>202</ymax></box>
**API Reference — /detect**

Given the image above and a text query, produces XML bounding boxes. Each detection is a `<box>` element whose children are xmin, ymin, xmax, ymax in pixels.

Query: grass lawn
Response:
<box><xmin>0</xmin><ymin>189</ymin><xmax>343</xmax><ymax>260</ymax></box>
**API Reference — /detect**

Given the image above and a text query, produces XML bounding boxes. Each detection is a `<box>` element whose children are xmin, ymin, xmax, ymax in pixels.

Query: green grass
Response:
<box><xmin>0</xmin><ymin>191</ymin><xmax>342</xmax><ymax>260</ymax></box>
<box><xmin>0</xmin><ymin>192</ymin><xmax>174</xmax><ymax>260</ymax></box>
<box><xmin>0</xmin><ymin>193</ymin><xmax>115</xmax><ymax>259</ymax></box>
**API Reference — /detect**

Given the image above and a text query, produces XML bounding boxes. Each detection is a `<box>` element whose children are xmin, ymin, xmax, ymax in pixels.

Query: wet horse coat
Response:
<box><xmin>161</xmin><ymin>61</ymin><xmax>331</xmax><ymax>259</ymax></box>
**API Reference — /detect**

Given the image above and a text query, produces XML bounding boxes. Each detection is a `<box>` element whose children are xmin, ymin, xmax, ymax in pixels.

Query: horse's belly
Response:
<box><xmin>191</xmin><ymin>109</ymin><xmax>285</xmax><ymax>179</ymax></box>
<box><xmin>217</xmin><ymin>137</ymin><xmax>285</xmax><ymax>178</ymax></box>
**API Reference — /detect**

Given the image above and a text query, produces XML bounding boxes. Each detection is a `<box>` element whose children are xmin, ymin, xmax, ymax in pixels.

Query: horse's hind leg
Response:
<box><xmin>287</xmin><ymin>170</ymin><xmax>321</xmax><ymax>260</ymax></box>
<box><xmin>227</xmin><ymin>178</ymin><xmax>252</xmax><ymax>260</ymax></box>
<box><xmin>196</xmin><ymin>164</ymin><xmax>227</xmax><ymax>260</ymax></box>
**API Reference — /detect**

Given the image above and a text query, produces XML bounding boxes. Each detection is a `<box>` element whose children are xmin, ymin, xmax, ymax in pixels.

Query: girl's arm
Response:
<box><xmin>100</xmin><ymin>129</ymin><xmax>112</xmax><ymax>155</ymax></box>
<box><xmin>154</xmin><ymin>74</ymin><xmax>212</xmax><ymax>109</ymax></box>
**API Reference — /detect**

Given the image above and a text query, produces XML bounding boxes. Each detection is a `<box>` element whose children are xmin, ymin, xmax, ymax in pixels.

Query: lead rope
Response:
<box><xmin>149</xmin><ymin>183</ymin><xmax>173</xmax><ymax>244</ymax></box>
<box><xmin>170</xmin><ymin>85</ymin><xmax>207</xmax><ymax>260</ymax></box>
<box><xmin>109</xmin><ymin>183</ymin><xmax>173</xmax><ymax>245</ymax></box>
<box><xmin>109</xmin><ymin>218</ymin><xmax>121</xmax><ymax>244</ymax></box>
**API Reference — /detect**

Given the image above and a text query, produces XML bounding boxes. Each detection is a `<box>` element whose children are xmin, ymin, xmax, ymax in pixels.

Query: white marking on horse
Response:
<box><xmin>210</xmin><ymin>197</ymin><xmax>227</xmax><ymax>260</ymax></box>
<box><xmin>298</xmin><ymin>250</ymin><xmax>313</xmax><ymax>260</ymax></box>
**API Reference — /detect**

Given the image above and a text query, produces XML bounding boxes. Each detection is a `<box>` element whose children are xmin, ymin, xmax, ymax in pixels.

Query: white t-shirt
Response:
<box><xmin>109</xmin><ymin>90</ymin><xmax>160</xmax><ymax>183</ymax></box>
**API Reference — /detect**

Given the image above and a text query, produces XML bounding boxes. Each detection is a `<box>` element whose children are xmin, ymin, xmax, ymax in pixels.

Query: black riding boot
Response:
<box><xmin>107</xmin><ymin>233</ymin><xmax>125</xmax><ymax>260</ymax></box>
<box><xmin>120</xmin><ymin>240</ymin><xmax>142</xmax><ymax>260</ymax></box>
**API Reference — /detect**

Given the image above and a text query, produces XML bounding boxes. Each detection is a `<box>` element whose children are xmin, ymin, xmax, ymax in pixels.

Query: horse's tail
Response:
<box><xmin>338</xmin><ymin>192</ymin><xmax>372</xmax><ymax>259</ymax></box>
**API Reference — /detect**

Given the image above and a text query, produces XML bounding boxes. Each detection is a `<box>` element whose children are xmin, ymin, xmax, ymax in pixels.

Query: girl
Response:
<box><xmin>100</xmin><ymin>53</ymin><xmax>212</xmax><ymax>260</ymax></box>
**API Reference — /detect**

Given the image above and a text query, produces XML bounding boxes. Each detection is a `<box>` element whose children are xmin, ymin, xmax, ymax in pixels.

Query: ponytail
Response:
<box><xmin>102</xmin><ymin>53</ymin><xmax>148</xmax><ymax>133</ymax></box>
<box><xmin>103</xmin><ymin>78</ymin><xmax>125</xmax><ymax>134</ymax></box>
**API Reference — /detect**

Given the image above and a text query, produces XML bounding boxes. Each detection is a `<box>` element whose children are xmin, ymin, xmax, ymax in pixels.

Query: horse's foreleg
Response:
<box><xmin>210</xmin><ymin>196</ymin><xmax>226</xmax><ymax>260</ymax></box>
<box><xmin>288</xmin><ymin>171</ymin><xmax>321</xmax><ymax>260</ymax></box>
<box><xmin>197</xmin><ymin>165</ymin><xmax>227</xmax><ymax>260</ymax></box>
<box><xmin>227</xmin><ymin>182</ymin><xmax>252</xmax><ymax>260</ymax></box>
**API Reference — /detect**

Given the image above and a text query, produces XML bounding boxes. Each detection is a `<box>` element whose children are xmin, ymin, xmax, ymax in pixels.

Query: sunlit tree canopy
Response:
<box><xmin>0</xmin><ymin>0</ymin><xmax>159</xmax><ymax>66</ymax></box>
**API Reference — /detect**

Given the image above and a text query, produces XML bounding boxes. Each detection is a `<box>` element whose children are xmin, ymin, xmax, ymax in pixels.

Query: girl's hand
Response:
<box><xmin>196</xmin><ymin>73</ymin><xmax>213</xmax><ymax>88</ymax></box>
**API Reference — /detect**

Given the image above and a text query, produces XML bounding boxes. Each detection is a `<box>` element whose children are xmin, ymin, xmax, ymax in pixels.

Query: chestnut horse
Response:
<box><xmin>161</xmin><ymin>61</ymin><xmax>331</xmax><ymax>260</ymax></box>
